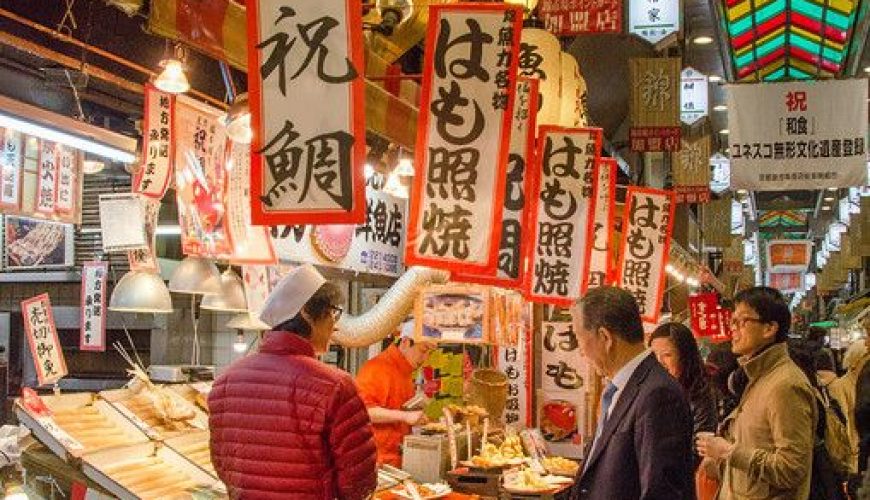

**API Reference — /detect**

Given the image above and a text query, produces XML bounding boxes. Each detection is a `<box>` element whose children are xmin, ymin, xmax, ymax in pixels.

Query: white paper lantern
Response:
<box><xmin>519</xmin><ymin>28</ymin><xmax>561</xmax><ymax>127</ymax></box>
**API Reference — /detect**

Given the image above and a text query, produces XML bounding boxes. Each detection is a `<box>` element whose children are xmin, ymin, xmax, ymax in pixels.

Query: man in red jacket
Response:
<box><xmin>209</xmin><ymin>264</ymin><xmax>377</xmax><ymax>500</ymax></box>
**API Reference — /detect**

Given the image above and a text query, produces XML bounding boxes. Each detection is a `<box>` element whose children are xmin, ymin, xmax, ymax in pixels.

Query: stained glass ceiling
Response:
<box><xmin>758</xmin><ymin>209</ymin><xmax>808</xmax><ymax>227</ymax></box>
<box><xmin>721</xmin><ymin>0</ymin><xmax>860</xmax><ymax>81</ymax></box>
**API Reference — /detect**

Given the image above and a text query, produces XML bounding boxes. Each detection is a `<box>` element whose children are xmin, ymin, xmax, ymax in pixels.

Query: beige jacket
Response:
<box><xmin>717</xmin><ymin>343</ymin><xmax>817</xmax><ymax>500</ymax></box>
<box><xmin>828</xmin><ymin>353</ymin><xmax>870</xmax><ymax>474</ymax></box>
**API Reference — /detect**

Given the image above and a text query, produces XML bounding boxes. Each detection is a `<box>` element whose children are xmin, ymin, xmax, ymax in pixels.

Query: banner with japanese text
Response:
<box><xmin>55</xmin><ymin>146</ymin><xmax>76</xmax><ymax>214</ymax></box>
<box><xmin>21</xmin><ymin>294</ymin><xmax>67</xmax><ymax>386</ymax></box>
<box><xmin>629</xmin><ymin>58</ymin><xmax>681</xmax><ymax>152</ymax></box>
<box><xmin>406</xmin><ymin>4</ymin><xmax>523</xmax><ymax>275</ymax></box>
<box><xmin>673</xmin><ymin>135</ymin><xmax>711</xmax><ymax>204</ymax></box>
<box><xmin>248</xmin><ymin>0</ymin><xmax>366</xmax><ymax>225</ymax></box>
<box><xmin>127</xmin><ymin>197</ymin><xmax>160</xmax><ymax>272</ymax></box>
<box><xmin>454</xmin><ymin>77</ymin><xmax>538</xmax><ymax>288</ymax></box>
<box><xmin>583</xmin><ymin>158</ymin><xmax>617</xmax><ymax>292</ymax></box>
<box><xmin>225</xmin><ymin>139</ymin><xmax>277</xmax><ymax>264</ymax></box>
<box><xmin>496</xmin><ymin>326</ymin><xmax>532</xmax><ymax>428</ymax></box>
<box><xmin>35</xmin><ymin>141</ymin><xmax>58</xmax><ymax>215</ymax></box>
<box><xmin>688</xmin><ymin>292</ymin><xmax>721</xmax><ymax>338</ymax></box>
<box><xmin>524</xmin><ymin>126</ymin><xmax>602</xmax><ymax>305</ymax></box>
<box><xmin>728</xmin><ymin>80</ymin><xmax>868</xmax><ymax>190</ymax></box>
<box><xmin>80</xmin><ymin>261</ymin><xmax>108</xmax><ymax>352</ymax></box>
<box><xmin>133</xmin><ymin>84</ymin><xmax>173</xmax><ymax>199</ymax></box>
<box><xmin>766</xmin><ymin>240</ymin><xmax>812</xmax><ymax>272</ymax></box>
<box><xmin>540</xmin><ymin>0</ymin><xmax>622</xmax><ymax>35</ymax></box>
<box><xmin>519</xmin><ymin>28</ymin><xmax>562</xmax><ymax>127</ymax></box>
<box><xmin>0</xmin><ymin>128</ymin><xmax>22</xmax><ymax>209</ymax></box>
<box><xmin>616</xmin><ymin>187</ymin><xmax>675</xmax><ymax>323</ymax></box>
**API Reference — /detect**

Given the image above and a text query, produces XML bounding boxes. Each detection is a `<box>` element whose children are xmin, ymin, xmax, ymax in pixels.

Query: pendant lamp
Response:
<box><xmin>168</xmin><ymin>256</ymin><xmax>222</xmax><ymax>295</ymax></box>
<box><xmin>201</xmin><ymin>268</ymin><xmax>248</xmax><ymax>312</ymax></box>
<box><xmin>109</xmin><ymin>271</ymin><xmax>173</xmax><ymax>314</ymax></box>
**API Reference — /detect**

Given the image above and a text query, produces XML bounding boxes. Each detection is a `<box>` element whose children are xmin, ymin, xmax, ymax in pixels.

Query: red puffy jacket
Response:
<box><xmin>209</xmin><ymin>331</ymin><xmax>378</xmax><ymax>499</ymax></box>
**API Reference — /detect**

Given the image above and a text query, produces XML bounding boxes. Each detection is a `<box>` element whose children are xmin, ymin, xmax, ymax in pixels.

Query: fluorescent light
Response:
<box><xmin>864</xmin><ymin>66</ymin><xmax>870</xmax><ymax>74</ymax></box>
<box><xmin>737</xmin><ymin>189</ymin><xmax>748</xmax><ymax>194</ymax></box>
<box><xmin>0</xmin><ymin>111</ymin><xmax>136</xmax><ymax>163</ymax></box>
<box><xmin>824</xmin><ymin>196</ymin><xmax>835</xmax><ymax>202</ymax></box>
<box><xmin>713</xmin><ymin>104</ymin><xmax>727</xmax><ymax>112</ymax></box>
<box><xmin>719</xmin><ymin>129</ymin><xmax>729</xmax><ymax>134</ymax></box>
<box><xmin>708</xmin><ymin>75</ymin><xmax>723</xmax><ymax>83</ymax></box>
<box><xmin>827</xmin><ymin>187</ymin><xmax>838</xmax><ymax>191</ymax></box>
<box><xmin>693</xmin><ymin>35</ymin><xmax>714</xmax><ymax>45</ymax></box>
<box><xmin>155</xmin><ymin>224</ymin><xmax>182</xmax><ymax>236</ymax></box>
<box><xmin>822</xmin><ymin>205</ymin><xmax>832</xmax><ymax>211</ymax></box>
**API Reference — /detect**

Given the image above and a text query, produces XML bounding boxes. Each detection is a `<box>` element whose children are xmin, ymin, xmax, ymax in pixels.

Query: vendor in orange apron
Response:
<box><xmin>356</xmin><ymin>319</ymin><xmax>436</xmax><ymax>467</ymax></box>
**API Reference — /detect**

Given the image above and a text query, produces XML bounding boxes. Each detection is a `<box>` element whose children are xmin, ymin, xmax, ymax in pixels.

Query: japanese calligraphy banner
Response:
<box><xmin>582</xmin><ymin>158</ymin><xmax>617</xmax><ymax>293</ymax></box>
<box><xmin>616</xmin><ymin>187</ymin><xmax>676</xmax><ymax>323</ymax></box>
<box><xmin>226</xmin><ymin>139</ymin><xmax>277</xmax><ymax>265</ymax></box>
<box><xmin>629</xmin><ymin>58</ymin><xmax>681</xmax><ymax>152</ymax></box>
<box><xmin>248</xmin><ymin>0</ymin><xmax>366</xmax><ymax>225</ymax></box>
<box><xmin>727</xmin><ymin>79</ymin><xmax>868</xmax><ymax>190</ymax></box>
<box><xmin>407</xmin><ymin>4</ymin><xmax>523</xmax><ymax>275</ymax></box>
<box><xmin>54</xmin><ymin>146</ymin><xmax>76</xmax><ymax>214</ymax></box>
<box><xmin>454</xmin><ymin>77</ymin><xmax>538</xmax><ymax>288</ymax></box>
<box><xmin>35</xmin><ymin>141</ymin><xmax>58</xmax><ymax>215</ymax></box>
<box><xmin>540</xmin><ymin>0</ymin><xmax>622</xmax><ymax>35</ymax></box>
<box><xmin>133</xmin><ymin>84</ymin><xmax>174</xmax><ymax>199</ymax></box>
<box><xmin>0</xmin><ymin>128</ymin><xmax>23</xmax><ymax>209</ymax></box>
<box><xmin>127</xmin><ymin>196</ymin><xmax>161</xmax><ymax>272</ymax></box>
<box><xmin>524</xmin><ymin>126</ymin><xmax>602</xmax><ymax>306</ymax></box>
<box><xmin>559</xmin><ymin>52</ymin><xmax>587</xmax><ymax>128</ymax></box>
<box><xmin>21</xmin><ymin>294</ymin><xmax>67</xmax><ymax>387</ymax></box>
<box><xmin>80</xmin><ymin>261</ymin><xmax>108</xmax><ymax>352</ymax></box>
<box><xmin>766</xmin><ymin>240</ymin><xmax>812</xmax><ymax>272</ymax></box>
<box><xmin>519</xmin><ymin>28</ymin><xmax>562</xmax><ymax>127</ymax></box>
<box><xmin>497</xmin><ymin>326</ymin><xmax>532</xmax><ymax>428</ymax></box>
<box><xmin>673</xmin><ymin>135</ymin><xmax>711</xmax><ymax>204</ymax></box>
<box><xmin>688</xmin><ymin>292</ymin><xmax>721</xmax><ymax>337</ymax></box>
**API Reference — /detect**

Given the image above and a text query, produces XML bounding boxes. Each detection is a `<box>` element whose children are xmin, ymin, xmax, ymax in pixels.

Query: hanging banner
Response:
<box><xmin>629</xmin><ymin>58</ymin><xmax>681</xmax><ymax>152</ymax></box>
<box><xmin>248</xmin><ymin>0</ymin><xmax>366</xmax><ymax>225</ymax></box>
<box><xmin>680</xmin><ymin>67</ymin><xmax>708</xmax><ymax>126</ymax></box>
<box><xmin>524</xmin><ymin>126</ymin><xmax>602</xmax><ymax>305</ymax></box>
<box><xmin>703</xmin><ymin>197</ymin><xmax>732</xmax><ymax>248</ymax></box>
<box><xmin>80</xmin><ymin>261</ymin><xmax>108</xmax><ymax>352</ymax></box>
<box><xmin>21</xmin><ymin>294</ymin><xmax>68</xmax><ymax>387</ymax></box>
<box><xmin>35</xmin><ymin>141</ymin><xmax>58</xmax><ymax>215</ymax></box>
<box><xmin>766</xmin><ymin>240</ymin><xmax>812</xmax><ymax>272</ymax></box>
<box><xmin>497</xmin><ymin>326</ymin><xmax>533</xmax><ymax>428</ymax></box>
<box><xmin>242</xmin><ymin>265</ymin><xmax>272</xmax><ymax>319</ymax></box>
<box><xmin>583</xmin><ymin>158</ymin><xmax>617</xmax><ymax>292</ymax></box>
<box><xmin>0</xmin><ymin>128</ymin><xmax>23</xmax><ymax>209</ymax></box>
<box><xmin>629</xmin><ymin>0</ymin><xmax>680</xmax><ymax>43</ymax></box>
<box><xmin>54</xmin><ymin>146</ymin><xmax>76</xmax><ymax>214</ymax></box>
<box><xmin>98</xmin><ymin>193</ymin><xmax>148</xmax><ymax>253</ymax></box>
<box><xmin>540</xmin><ymin>0</ymin><xmax>622</xmax><ymax>35</ymax></box>
<box><xmin>225</xmin><ymin>140</ymin><xmax>277</xmax><ymax>265</ymax></box>
<box><xmin>559</xmin><ymin>52</ymin><xmax>587</xmax><ymax>127</ymax></box>
<box><xmin>133</xmin><ymin>84</ymin><xmax>173</xmax><ymax>199</ymax></box>
<box><xmin>519</xmin><ymin>28</ymin><xmax>562</xmax><ymax>127</ymax></box>
<box><xmin>673</xmin><ymin>135</ymin><xmax>711</xmax><ymax>204</ymax></box>
<box><xmin>453</xmin><ymin>77</ymin><xmax>538</xmax><ymax>288</ymax></box>
<box><xmin>688</xmin><ymin>292</ymin><xmax>721</xmax><ymax>338</ymax></box>
<box><xmin>406</xmin><ymin>4</ymin><xmax>523</xmax><ymax>275</ymax></box>
<box><xmin>616</xmin><ymin>187</ymin><xmax>675</xmax><ymax>323</ymax></box>
<box><xmin>766</xmin><ymin>271</ymin><xmax>803</xmax><ymax>292</ymax></box>
<box><xmin>127</xmin><ymin>197</ymin><xmax>161</xmax><ymax>272</ymax></box>
<box><xmin>728</xmin><ymin>79</ymin><xmax>868</xmax><ymax>190</ymax></box>
<box><xmin>174</xmin><ymin>96</ymin><xmax>232</xmax><ymax>258</ymax></box>
<box><xmin>710</xmin><ymin>153</ymin><xmax>730</xmax><ymax>194</ymax></box>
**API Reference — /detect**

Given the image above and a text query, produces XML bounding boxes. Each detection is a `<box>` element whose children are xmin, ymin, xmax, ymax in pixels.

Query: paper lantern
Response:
<box><xmin>519</xmin><ymin>28</ymin><xmax>561</xmax><ymax>127</ymax></box>
<box><xmin>559</xmin><ymin>52</ymin><xmax>586</xmax><ymax>127</ymax></box>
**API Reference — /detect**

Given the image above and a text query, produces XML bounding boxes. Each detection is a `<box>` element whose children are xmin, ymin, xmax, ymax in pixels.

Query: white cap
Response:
<box><xmin>399</xmin><ymin>318</ymin><xmax>416</xmax><ymax>339</ymax></box>
<box><xmin>259</xmin><ymin>264</ymin><xmax>326</xmax><ymax>328</ymax></box>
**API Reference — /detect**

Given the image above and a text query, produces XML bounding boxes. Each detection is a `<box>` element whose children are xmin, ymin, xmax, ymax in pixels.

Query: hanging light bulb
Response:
<box><xmin>154</xmin><ymin>46</ymin><xmax>190</xmax><ymax>95</ymax></box>
<box><xmin>224</xmin><ymin>93</ymin><xmax>252</xmax><ymax>144</ymax></box>
<box><xmin>233</xmin><ymin>332</ymin><xmax>248</xmax><ymax>354</ymax></box>
<box><xmin>395</xmin><ymin>158</ymin><xmax>415</xmax><ymax>177</ymax></box>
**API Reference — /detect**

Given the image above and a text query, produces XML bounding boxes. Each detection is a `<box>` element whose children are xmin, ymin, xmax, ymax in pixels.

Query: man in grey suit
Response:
<box><xmin>570</xmin><ymin>287</ymin><xmax>695</xmax><ymax>500</ymax></box>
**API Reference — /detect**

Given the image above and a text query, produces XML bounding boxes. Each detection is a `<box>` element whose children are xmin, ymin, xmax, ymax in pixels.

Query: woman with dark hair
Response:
<box><xmin>650</xmin><ymin>322</ymin><xmax>718</xmax><ymax>468</ymax></box>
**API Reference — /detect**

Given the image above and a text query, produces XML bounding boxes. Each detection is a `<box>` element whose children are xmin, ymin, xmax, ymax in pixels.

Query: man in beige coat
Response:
<box><xmin>697</xmin><ymin>287</ymin><xmax>817</xmax><ymax>500</ymax></box>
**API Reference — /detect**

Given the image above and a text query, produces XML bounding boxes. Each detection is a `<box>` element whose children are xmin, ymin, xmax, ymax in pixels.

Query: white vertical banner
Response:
<box><xmin>21</xmin><ymin>294</ymin><xmax>68</xmax><ymax>386</ymax></box>
<box><xmin>134</xmin><ymin>84</ymin><xmax>174</xmax><ymax>199</ymax></box>
<box><xmin>35</xmin><ymin>141</ymin><xmax>58</xmax><ymax>215</ymax></box>
<box><xmin>680</xmin><ymin>67</ymin><xmax>708</xmax><ymax>126</ymax></box>
<box><xmin>80</xmin><ymin>261</ymin><xmax>108</xmax><ymax>352</ymax></box>
<box><xmin>242</xmin><ymin>265</ymin><xmax>272</xmax><ymax>319</ymax></box>
<box><xmin>0</xmin><ymin>128</ymin><xmax>23</xmax><ymax>209</ymax></box>
<box><xmin>54</xmin><ymin>146</ymin><xmax>76</xmax><ymax>214</ymax></box>
<box><xmin>226</xmin><ymin>140</ymin><xmax>277</xmax><ymax>264</ymax></box>
<box><xmin>127</xmin><ymin>196</ymin><xmax>161</xmax><ymax>272</ymax></box>
<box><xmin>629</xmin><ymin>0</ymin><xmax>680</xmax><ymax>43</ymax></box>
<box><xmin>498</xmin><ymin>327</ymin><xmax>532</xmax><ymax>428</ymax></box>
<box><xmin>583</xmin><ymin>157</ymin><xmax>617</xmax><ymax>292</ymax></box>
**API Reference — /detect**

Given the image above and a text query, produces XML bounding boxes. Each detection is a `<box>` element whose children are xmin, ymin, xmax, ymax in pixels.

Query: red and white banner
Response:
<box><xmin>0</xmin><ymin>128</ymin><xmax>23</xmax><ymax>209</ymax></box>
<box><xmin>134</xmin><ymin>84</ymin><xmax>174</xmax><ymax>199</ymax></box>
<box><xmin>127</xmin><ymin>197</ymin><xmax>161</xmax><ymax>272</ymax></box>
<box><xmin>55</xmin><ymin>146</ymin><xmax>76</xmax><ymax>214</ymax></box>
<box><xmin>21</xmin><ymin>294</ymin><xmax>68</xmax><ymax>386</ymax></box>
<box><xmin>582</xmin><ymin>158</ymin><xmax>617</xmax><ymax>292</ymax></box>
<box><xmin>767</xmin><ymin>271</ymin><xmax>803</xmax><ymax>292</ymax></box>
<box><xmin>766</xmin><ymin>240</ymin><xmax>812</xmax><ymax>272</ymax></box>
<box><xmin>496</xmin><ymin>326</ymin><xmax>533</xmax><ymax>428</ymax></box>
<box><xmin>35</xmin><ymin>141</ymin><xmax>58</xmax><ymax>215</ymax></box>
<box><xmin>226</xmin><ymin>140</ymin><xmax>276</xmax><ymax>265</ymax></box>
<box><xmin>80</xmin><ymin>261</ymin><xmax>108</xmax><ymax>352</ymax></box>
<box><xmin>688</xmin><ymin>292</ymin><xmax>721</xmax><ymax>338</ymax></box>
<box><xmin>616</xmin><ymin>187</ymin><xmax>675</xmax><ymax>323</ymax></box>
<box><xmin>248</xmin><ymin>0</ymin><xmax>366</xmax><ymax>225</ymax></box>
<box><xmin>524</xmin><ymin>126</ymin><xmax>602</xmax><ymax>305</ymax></box>
<box><xmin>406</xmin><ymin>4</ymin><xmax>523</xmax><ymax>276</ymax></box>
<box><xmin>540</xmin><ymin>0</ymin><xmax>622</xmax><ymax>35</ymax></box>
<box><xmin>454</xmin><ymin>77</ymin><xmax>538</xmax><ymax>287</ymax></box>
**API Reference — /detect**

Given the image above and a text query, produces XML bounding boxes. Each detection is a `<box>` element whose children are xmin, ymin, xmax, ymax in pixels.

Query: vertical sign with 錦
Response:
<box><xmin>36</xmin><ymin>141</ymin><xmax>58</xmax><ymax>215</ymax></box>
<box><xmin>406</xmin><ymin>4</ymin><xmax>523</xmax><ymax>275</ymax></box>
<box><xmin>629</xmin><ymin>58</ymin><xmax>681</xmax><ymax>152</ymax></box>
<box><xmin>80</xmin><ymin>261</ymin><xmax>108</xmax><ymax>352</ymax></box>
<box><xmin>616</xmin><ymin>187</ymin><xmax>676</xmax><ymax>323</ymax></box>
<box><xmin>0</xmin><ymin>128</ymin><xmax>23</xmax><ymax>209</ymax></box>
<box><xmin>248</xmin><ymin>0</ymin><xmax>366</xmax><ymax>225</ymax></box>
<box><xmin>673</xmin><ymin>135</ymin><xmax>711</xmax><ymax>204</ymax></box>
<box><xmin>524</xmin><ymin>126</ymin><xmax>602</xmax><ymax>305</ymax></box>
<box><xmin>21</xmin><ymin>294</ymin><xmax>68</xmax><ymax>386</ymax></box>
<box><xmin>134</xmin><ymin>84</ymin><xmax>174</xmax><ymax>199</ymax></box>
<box><xmin>583</xmin><ymin>157</ymin><xmax>617</xmax><ymax>292</ymax></box>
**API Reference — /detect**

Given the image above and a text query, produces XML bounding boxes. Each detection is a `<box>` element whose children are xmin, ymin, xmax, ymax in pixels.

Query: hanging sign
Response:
<box><xmin>629</xmin><ymin>0</ymin><xmax>680</xmax><ymax>44</ymax></box>
<box><xmin>616</xmin><ymin>187</ymin><xmax>675</xmax><ymax>323</ymax></box>
<box><xmin>583</xmin><ymin>158</ymin><xmax>617</xmax><ymax>292</ymax></box>
<box><xmin>80</xmin><ymin>261</ymin><xmax>108</xmax><ymax>352</ymax></box>
<box><xmin>454</xmin><ymin>77</ymin><xmax>538</xmax><ymax>288</ymax></box>
<box><xmin>688</xmin><ymin>292</ymin><xmax>721</xmax><ymax>338</ymax></box>
<box><xmin>673</xmin><ymin>135</ymin><xmax>711</xmax><ymax>204</ymax></box>
<box><xmin>127</xmin><ymin>197</ymin><xmax>161</xmax><ymax>272</ymax></box>
<box><xmin>680</xmin><ymin>67</ymin><xmax>708</xmax><ymax>126</ymax></box>
<box><xmin>710</xmin><ymin>153</ymin><xmax>730</xmax><ymax>194</ymax></box>
<box><xmin>497</xmin><ymin>326</ymin><xmax>533</xmax><ymax>428</ymax></box>
<box><xmin>519</xmin><ymin>28</ymin><xmax>562</xmax><ymax>127</ymax></box>
<box><xmin>54</xmin><ymin>146</ymin><xmax>76</xmax><ymax>214</ymax></box>
<box><xmin>406</xmin><ymin>4</ymin><xmax>523</xmax><ymax>275</ymax></box>
<box><xmin>133</xmin><ymin>84</ymin><xmax>174</xmax><ymax>199</ymax></box>
<box><xmin>98</xmin><ymin>193</ymin><xmax>148</xmax><ymax>253</ymax></box>
<box><xmin>559</xmin><ymin>53</ymin><xmax>587</xmax><ymax>127</ymax></box>
<box><xmin>540</xmin><ymin>0</ymin><xmax>622</xmax><ymax>35</ymax></box>
<box><xmin>35</xmin><ymin>141</ymin><xmax>58</xmax><ymax>215</ymax></box>
<box><xmin>248</xmin><ymin>0</ymin><xmax>366</xmax><ymax>225</ymax></box>
<box><xmin>629</xmin><ymin>58</ymin><xmax>681</xmax><ymax>152</ymax></box>
<box><xmin>766</xmin><ymin>240</ymin><xmax>812</xmax><ymax>271</ymax></box>
<box><xmin>242</xmin><ymin>265</ymin><xmax>272</xmax><ymax>319</ymax></box>
<box><xmin>225</xmin><ymin>140</ymin><xmax>277</xmax><ymax>265</ymax></box>
<box><xmin>767</xmin><ymin>271</ymin><xmax>803</xmax><ymax>292</ymax></box>
<box><xmin>728</xmin><ymin>79</ymin><xmax>868</xmax><ymax>190</ymax></box>
<box><xmin>0</xmin><ymin>128</ymin><xmax>23</xmax><ymax>209</ymax></box>
<box><xmin>524</xmin><ymin>126</ymin><xmax>602</xmax><ymax>305</ymax></box>
<box><xmin>21</xmin><ymin>294</ymin><xmax>68</xmax><ymax>387</ymax></box>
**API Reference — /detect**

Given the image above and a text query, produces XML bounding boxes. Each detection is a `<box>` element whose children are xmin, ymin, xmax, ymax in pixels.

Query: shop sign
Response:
<box><xmin>174</xmin><ymin>96</ymin><xmax>232</xmax><ymax>258</ymax></box>
<box><xmin>35</xmin><ymin>141</ymin><xmax>58</xmax><ymax>215</ymax></box>
<box><xmin>519</xmin><ymin>28</ymin><xmax>562</xmax><ymax>127</ymax></box>
<box><xmin>497</xmin><ymin>326</ymin><xmax>532</xmax><ymax>428</ymax></box>
<box><xmin>728</xmin><ymin>79</ymin><xmax>868</xmax><ymax>190</ymax></box>
<box><xmin>414</xmin><ymin>285</ymin><xmax>491</xmax><ymax>344</ymax></box>
<box><xmin>688</xmin><ymin>292</ymin><xmax>720</xmax><ymax>337</ymax></box>
<box><xmin>98</xmin><ymin>193</ymin><xmax>148</xmax><ymax>253</ymax></box>
<box><xmin>673</xmin><ymin>135</ymin><xmax>711</xmax><ymax>204</ymax></box>
<box><xmin>248</xmin><ymin>0</ymin><xmax>366</xmax><ymax>225</ymax></box>
<box><xmin>133</xmin><ymin>84</ymin><xmax>173</xmax><ymax>199</ymax></box>
<box><xmin>0</xmin><ymin>128</ymin><xmax>22</xmax><ymax>209</ymax></box>
<box><xmin>21</xmin><ymin>294</ymin><xmax>67</xmax><ymax>387</ymax></box>
<box><xmin>80</xmin><ymin>261</ymin><xmax>108</xmax><ymax>352</ymax></box>
<box><xmin>453</xmin><ymin>77</ymin><xmax>538</xmax><ymax>288</ymax></box>
<box><xmin>616</xmin><ymin>187</ymin><xmax>675</xmax><ymax>323</ymax></box>
<box><xmin>406</xmin><ymin>4</ymin><xmax>522</xmax><ymax>276</ymax></box>
<box><xmin>766</xmin><ymin>271</ymin><xmax>803</xmax><ymax>292</ymax></box>
<box><xmin>225</xmin><ymin>140</ymin><xmax>277</xmax><ymax>265</ymax></box>
<box><xmin>628</xmin><ymin>0</ymin><xmax>680</xmax><ymax>44</ymax></box>
<box><xmin>583</xmin><ymin>158</ymin><xmax>617</xmax><ymax>292</ymax></box>
<box><xmin>559</xmin><ymin>53</ymin><xmax>588</xmax><ymax>127</ymax></box>
<box><xmin>539</xmin><ymin>0</ymin><xmax>622</xmax><ymax>35</ymax></box>
<box><xmin>766</xmin><ymin>239</ymin><xmax>812</xmax><ymax>271</ymax></box>
<box><xmin>127</xmin><ymin>197</ymin><xmax>161</xmax><ymax>272</ymax></box>
<box><xmin>629</xmin><ymin>58</ymin><xmax>681</xmax><ymax>152</ymax></box>
<box><xmin>710</xmin><ymin>153</ymin><xmax>730</xmax><ymax>194</ymax></box>
<box><xmin>680</xmin><ymin>67</ymin><xmax>708</xmax><ymax>125</ymax></box>
<box><xmin>703</xmin><ymin>197</ymin><xmax>732</xmax><ymax>248</ymax></box>
<box><xmin>524</xmin><ymin>126</ymin><xmax>602</xmax><ymax>305</ymax></box>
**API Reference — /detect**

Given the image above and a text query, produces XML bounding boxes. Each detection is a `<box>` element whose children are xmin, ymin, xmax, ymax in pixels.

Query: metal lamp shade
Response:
<box><xmin>109</xmin><ymin>271</ymin><xmax>173</xmax><ymax>314</ymax></box>
<box><xmin>168</xmin><ymin>256</ymin><xmax>222</xmax><ymax>295</ymax></box>
<box><xmin>226</xmin><ymin>312</ymin><xmax>271</xmax><ymax>331</ymax></box>
<box><xmin>201</xmin><ymin>268</ymin><xmax>248</xmax><ymax>312</ymax></box>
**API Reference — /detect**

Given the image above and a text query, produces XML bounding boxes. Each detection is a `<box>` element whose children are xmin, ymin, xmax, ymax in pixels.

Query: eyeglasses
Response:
<box><xmin>729</xmin><ymin>316</ymin><xmax>765</xmax><ymax>330</ymax></box>
<box><xmin>328</xmin><ymin>305</ymin><xmax>343</xmax><ymax>321</ymax></box>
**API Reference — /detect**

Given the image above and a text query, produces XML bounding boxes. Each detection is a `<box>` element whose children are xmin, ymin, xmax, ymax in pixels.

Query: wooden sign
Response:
<box><xmin>21</xmin><ymin>294</ymin><xmax>68</xmax><ymax>386</ymax></box>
